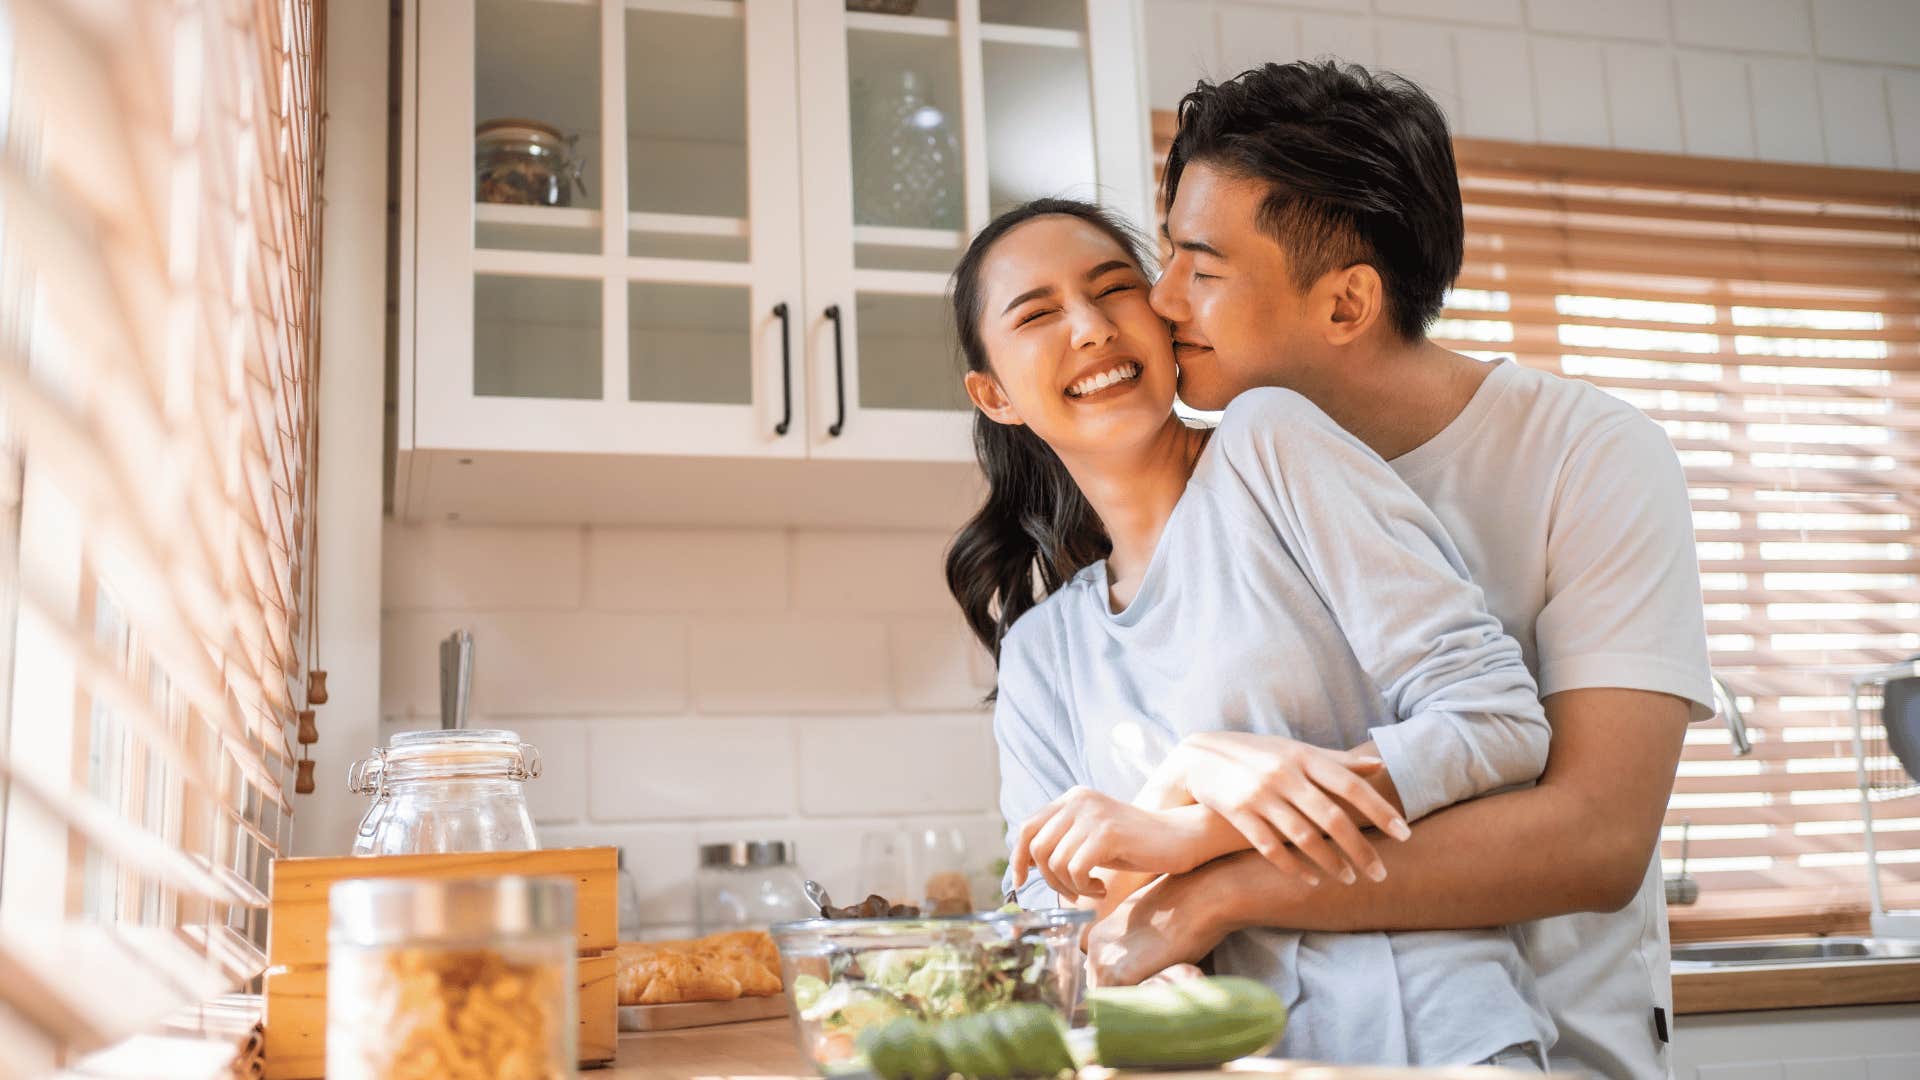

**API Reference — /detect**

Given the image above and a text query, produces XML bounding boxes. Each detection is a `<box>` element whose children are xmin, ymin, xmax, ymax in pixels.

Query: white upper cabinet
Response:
<box><xmin>398</xmin><ymin>0</ymin><xmax>1148</xmax><ymax>475</ymax></box>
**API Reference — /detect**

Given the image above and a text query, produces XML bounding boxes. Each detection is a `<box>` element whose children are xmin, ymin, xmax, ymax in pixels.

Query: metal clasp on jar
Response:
<box><xmin>349</xmin><ymin>747</ymin><xmax>391</xmax><ymax>841</ymax></box>
<box><xmin>512</xmin><ymin>742</ymin><xmax>542</xmax><ymax>782</ymax></box>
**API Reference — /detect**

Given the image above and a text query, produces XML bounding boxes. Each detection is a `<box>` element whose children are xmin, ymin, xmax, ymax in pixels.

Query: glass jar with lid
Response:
<box><xmin>348</xmin><ymin>729</ymin><xmax>542</xmax><ymax>856</ymax></box>
<box><xmin>475</xmin><ymin>118</ymin><xmax>586</xmax><ymax>207</ymax></box>
<box><xmin>695</xmin><ymin>841</ymin><xmax>812</xmax><ymax>933</ymax></box>
<box><xmin>327</xmin><ymin>875</ymin><xmax>577</xmax><ymax>1080</ymax></box>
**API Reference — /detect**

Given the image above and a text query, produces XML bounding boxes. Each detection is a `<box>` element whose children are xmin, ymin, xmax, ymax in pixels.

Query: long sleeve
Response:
<box><xmin>991</xmin><ymin>616</ymin><xmax>1079</xmax><ymax>909</ymax></box>
<box><xmin>1205</xmin><ymin>388</ymin><xmax>1551</xmax><ymax>821</ymax></box>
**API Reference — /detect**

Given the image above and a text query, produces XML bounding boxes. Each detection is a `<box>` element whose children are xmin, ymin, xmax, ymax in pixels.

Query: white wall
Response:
<box><xmin>1143</xmin><ymin>0</ymin><xmax>1920</xmax><ymax>168</ymax></box>
<box><xmin>374</xmin><ymin>522</ymin><xmax>1002</xmax><ymax>938</ymax></box>
<box><xmin>299</xmin><ymin>0</ymin><xmax>387</xmax><ymax>856</ymax></box>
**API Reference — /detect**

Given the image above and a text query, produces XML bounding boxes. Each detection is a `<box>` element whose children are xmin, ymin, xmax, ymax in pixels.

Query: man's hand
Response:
<box><xmin>1083</xmin><ymin>871</ymin><xmax>1234</xmax><ymax>987</ymax></box>
<box><xmin>1164</xmin><ymin>732</ymin><xmax>1410</xmax><ymax>886</ymax></box>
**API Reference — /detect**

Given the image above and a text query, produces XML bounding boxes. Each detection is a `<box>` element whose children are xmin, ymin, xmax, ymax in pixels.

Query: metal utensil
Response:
<box><xmin>1664</xmin><ymin>820</ymin><xmax>1698</xmax><ymax>906</ymax></box>
<box><xmin>803</xmin><ymin>878</ymin><xmax>833</xmax><ymax>917</ymax></box>
<box><xmin>438</xmin><ymin>629</ymin><xmax>473</xmax><ymax>730</ymax></box>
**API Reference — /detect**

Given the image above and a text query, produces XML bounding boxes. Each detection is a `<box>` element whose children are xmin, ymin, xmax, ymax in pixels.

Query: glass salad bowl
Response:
<box><xmin>770</xmin><ymin>908</ymin><xmax>1093</xmax><ymax>1075</ymax></box>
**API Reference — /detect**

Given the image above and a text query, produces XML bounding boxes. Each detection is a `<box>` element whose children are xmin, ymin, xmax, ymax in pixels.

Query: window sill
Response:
<box><xmin>1668</xmin><ymin>884</ymin><xmax>1920</xmax><ymax>944</ymax></box>
<box><xmin>58</xmin><ymin>994</ymin><xmax>261</xmax><ymax>1080</ymax></box>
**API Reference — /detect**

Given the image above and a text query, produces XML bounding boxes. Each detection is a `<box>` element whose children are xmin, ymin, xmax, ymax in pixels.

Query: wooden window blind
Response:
<box><xmin>0</xmin><ymin>0</ymin><xmax>326</xmax><ymax>1068</ymax></box>
<box><xmin>1445</xmin><ymin>140</ymin><xmax>1920</xmax><ymax>902</ymax></box>
<box><xmin>1153</xmin><ymin>118</ymin><xmax>1920</xmax><ymax>907</ymax></box>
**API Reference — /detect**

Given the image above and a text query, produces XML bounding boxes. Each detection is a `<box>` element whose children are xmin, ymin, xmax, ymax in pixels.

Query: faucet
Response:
<box><xmin>1712</xmin><ymin>675</ymin><xmax>1752</xmax><ymax>756</ymax></box>
<box><xmin>1664</xmin><ymin>820</ymin><xmax>1698</xmax><ymax>906</ymax></box>
<box><xmin>1665</xmin><ymin>681</ymin><xmax>1748</xmax><ymax>906</ymax></box>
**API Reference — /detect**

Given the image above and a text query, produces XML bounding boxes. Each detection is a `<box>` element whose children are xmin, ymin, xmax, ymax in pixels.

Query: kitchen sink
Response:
<box><xmin>1670</xmin><ymin>936</ymin><xmax>1920</xmax><ymax>969</ymax></box>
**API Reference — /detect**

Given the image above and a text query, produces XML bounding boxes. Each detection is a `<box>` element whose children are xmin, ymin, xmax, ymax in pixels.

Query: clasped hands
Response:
<box><xmin>1011</xmin><ymin>731</ymin><xmax>1412</xmax><ymax>903</ymax></box>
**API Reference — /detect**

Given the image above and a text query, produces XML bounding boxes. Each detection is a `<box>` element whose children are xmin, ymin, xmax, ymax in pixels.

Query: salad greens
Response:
<box><xmin>798</xmin><ymin>935</ymin><xmax>1061</xmax><ymax>1042</ymax></box>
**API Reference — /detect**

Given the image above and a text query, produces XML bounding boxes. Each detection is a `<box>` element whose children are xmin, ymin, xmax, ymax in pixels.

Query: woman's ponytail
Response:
<box><xmin>942</xmin><ymin>198</ymin><xmax>1151</xmax><ymax>672</ymax></box>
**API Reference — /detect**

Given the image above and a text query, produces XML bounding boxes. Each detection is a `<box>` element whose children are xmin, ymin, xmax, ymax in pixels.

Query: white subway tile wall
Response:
<box><xmin>1142</xmin><ymin>0</ymin><xmax>1920</xmax><ymax>168</ymax></box>
<box><xmin>379</xmin><ymin>522</ymin><xmax>998</xmax><ymax>936</ymax></box>
<box><xmin>1604</xmin><ymin>44</ymin><xmax>1685</xmax><ymax>153</ymax></box>
<box><xmin>1532</xmin><ymin>37</ymin><xmax>1612</xmax><ymax>146</ymax></box>
<box><xmin>1453</xmin><ymin>29</ymin><xmax>1536</xmax><ymax>141</ymax></box>
<box><xmin>1676</xmin><ymin>51</ymin><xmax>1756</xmax><ymax>159</ymax></box>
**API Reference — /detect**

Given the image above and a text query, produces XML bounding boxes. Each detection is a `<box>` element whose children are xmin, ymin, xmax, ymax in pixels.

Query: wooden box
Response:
<box><xmin>262</xmin><ymin>847</ymin><xmax>618</xmax><ymax>1078</ymax></box>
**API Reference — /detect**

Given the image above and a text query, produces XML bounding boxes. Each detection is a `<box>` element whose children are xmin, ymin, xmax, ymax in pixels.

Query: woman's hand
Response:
<box><xmin>1166</xmin><ymin>732</ymin><xmax>1410</xmax><ymax>886</ymax></box>
<box><xmin>1011</xmin><ymin>787</ymin><xmax>1220</xmax><ymax>900</ymax></box>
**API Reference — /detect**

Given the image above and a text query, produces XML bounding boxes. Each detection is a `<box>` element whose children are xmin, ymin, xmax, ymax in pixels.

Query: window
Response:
<box><xmin>1445</xmin><ymin>141</ymin><xmax>1920</xmax><ymax>905</ymax></box>
<box><xmin>0</xmin><ymin>0</ymin><xmax>324</xmax><ymax>1065</ymax></box>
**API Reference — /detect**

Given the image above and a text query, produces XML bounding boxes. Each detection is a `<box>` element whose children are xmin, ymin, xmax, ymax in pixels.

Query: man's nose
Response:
<box><xmin>1150</xmin><ymin>273</ymin><xmax>1188</xmax><ymax>324</ymax></box>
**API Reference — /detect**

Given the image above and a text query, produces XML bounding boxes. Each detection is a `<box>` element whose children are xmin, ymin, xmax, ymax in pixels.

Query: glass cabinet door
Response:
<box><xmin>413</xmin><ymin>0</ymin><xmax>805</xmax><ymax>457</ymax></box>
<box><xmin>795</xmin><ymin>0</ymin><xmax>1148</xmax><ymax>462</ymax></box>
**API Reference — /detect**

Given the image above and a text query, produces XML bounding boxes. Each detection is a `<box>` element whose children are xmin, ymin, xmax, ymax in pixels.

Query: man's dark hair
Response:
<box><xmin>1162</xmin><ymin>60</ymin><xmax>1464</xmax><ymax>342</ymax></box>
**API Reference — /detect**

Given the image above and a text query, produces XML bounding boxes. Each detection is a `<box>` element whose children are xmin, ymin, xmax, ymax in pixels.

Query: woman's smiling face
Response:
<box><xmin>964</xmin><ymin>214</ymin><xmax>1177</xmax><ymax>457</ymax></box>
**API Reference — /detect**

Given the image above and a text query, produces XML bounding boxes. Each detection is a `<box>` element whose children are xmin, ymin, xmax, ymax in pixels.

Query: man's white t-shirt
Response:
<box><xmin>1387</xmin><ymin>359</ymin><xmax>1714</xmax><ymax>1080</ymax></box>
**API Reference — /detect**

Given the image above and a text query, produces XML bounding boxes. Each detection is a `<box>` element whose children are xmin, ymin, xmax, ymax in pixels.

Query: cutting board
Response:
<box><xmin>603</xmin><ymin>1019</ymin><xmax>1561</xmax><ymax>1077</ymax></box>
<box><xmin>619</xmin><ymin>994</ymin><xmax>789</xmax><ymax>1031</ymax></box>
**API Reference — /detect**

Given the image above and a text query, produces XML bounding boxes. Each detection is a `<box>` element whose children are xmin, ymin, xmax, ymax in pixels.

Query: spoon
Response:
<box><xmin>803</xmin><ymin>878</ymin><xmax>833</xmax><ymax>917</ymax></box>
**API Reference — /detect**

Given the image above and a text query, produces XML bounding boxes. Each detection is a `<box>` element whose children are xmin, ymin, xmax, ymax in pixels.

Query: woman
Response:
<box><xmin>945</xmin><ymin>198</ymin><xmax>1553</xmax><ymax>1071</ymax></box>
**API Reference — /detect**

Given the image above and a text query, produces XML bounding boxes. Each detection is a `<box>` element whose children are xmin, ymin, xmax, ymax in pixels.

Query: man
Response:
<box><xmin>1095</xmin><ymin>61</ymin><xmax>1713</xmax><ymax>1080</ymax></box>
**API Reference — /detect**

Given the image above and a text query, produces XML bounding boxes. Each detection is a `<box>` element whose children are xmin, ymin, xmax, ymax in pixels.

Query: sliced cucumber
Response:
<box><xmin>1088</xmin><ymin>976</ymin><xmax>1287</xmax><ymax>1069</ymax></box>
<box><xmin>858</xmin><ymin>1004</ymin><xmax>1072</xmax><ymax>1080</ymax></box>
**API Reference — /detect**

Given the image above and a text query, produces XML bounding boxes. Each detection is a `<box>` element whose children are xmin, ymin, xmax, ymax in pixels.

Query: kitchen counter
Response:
<box><xmin>607</xmin><ymin>1019</ymin><xmax>1555</xmax><ymax>1077</ymax></box>
<box><xmin>1671</xmin><ymin>956</ymin><xmax>1920</xmax><ymax>1014</ymax></box>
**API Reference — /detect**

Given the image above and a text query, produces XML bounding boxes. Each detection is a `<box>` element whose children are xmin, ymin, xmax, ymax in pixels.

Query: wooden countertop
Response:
<box><xmin>603</xmin><ymin>969</ymin><xmax>1920</xmax><ymax>1079</ymax></box>
<box><xmin>606</xmin><ymin>1019</ymin><xmax>1552</xmax><ymax>1078</ymax></box>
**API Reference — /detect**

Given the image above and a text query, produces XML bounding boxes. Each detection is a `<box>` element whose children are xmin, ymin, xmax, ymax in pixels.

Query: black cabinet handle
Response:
<box><xmin>825</xmin><ymin>303</ymin><xmax>847</xmax><ymax>437</ymax></box>
<box><xmin>773</xmin><ymin>302</ymin><xmax>792</xmax><ymax>436</ymax></box>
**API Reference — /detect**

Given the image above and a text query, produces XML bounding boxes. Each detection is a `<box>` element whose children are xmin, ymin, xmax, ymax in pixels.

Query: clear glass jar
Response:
<box><xmin>475</xmin><ymin>118</ymin><xmax>585</xmax><ymax>207</ymax></box>
<box><xmin>348</xmin><ymin>729</ymin><xmax>542</xmax><ymax>856</ymax></box>
<box><xmin>327</xmin><ymin>875</ymin><xmax>578</xmax><ymax>1080</ymax></box>
<box><xmin>695</xmin><ymin>841</ymin><xmax>812</xmax><ymax>933</ymax></box>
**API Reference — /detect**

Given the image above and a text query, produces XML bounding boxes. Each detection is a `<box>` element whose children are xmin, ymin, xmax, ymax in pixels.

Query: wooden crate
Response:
<box><xmin>262</xmin><ymin>847</ymin><xmax>618</xmax><ymax>1078</ymax></box>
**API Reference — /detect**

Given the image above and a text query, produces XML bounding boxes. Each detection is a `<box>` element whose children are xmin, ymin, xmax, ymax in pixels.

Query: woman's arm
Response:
<box><xmin>991</xmin><ymin>620</ymin><xmax>1084</xmax><ymax>911</ymax></box>
<box><xmin>1013</xmin><ymin>738</ymin><xmax>1401</xmax><ymax>901</ymax></box>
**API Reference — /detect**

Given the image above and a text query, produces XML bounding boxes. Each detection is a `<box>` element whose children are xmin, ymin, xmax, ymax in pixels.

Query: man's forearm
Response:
<box><xmin>1200</xmin><ymin>777</ymin><xmax>1636</xmax><ymax>935</ymax></box>
<box><xmin>1194</xmin><ymin>688</ymin><xmax>1687</xmax><ymax>936</ymax></box>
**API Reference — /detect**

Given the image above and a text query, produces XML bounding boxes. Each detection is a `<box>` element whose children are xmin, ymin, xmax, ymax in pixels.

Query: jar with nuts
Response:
<box><xmin>327</xmin><ymin>876</ymin><xmax>577</xmax><ymax>1080</ymax></box>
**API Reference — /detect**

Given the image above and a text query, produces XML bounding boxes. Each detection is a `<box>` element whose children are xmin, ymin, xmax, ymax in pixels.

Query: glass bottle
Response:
<box><xmin>347</xmin><ymin>729</ymin><xmax>542</xmax><ymax>856</ymax></box>
<box><xmin>327</xmin><ymin>875</ymin><xmax>577</xmax><ymax>1079</ymax></box>
<box><xmin>850</xmin><ymin>70</ymin><xmax>962</xmax><ymax>230</ymax></box>
<box><xmin>694</xmin><ymin>841</ymin><xmax>812</xmax><ymax>933</ymax></box>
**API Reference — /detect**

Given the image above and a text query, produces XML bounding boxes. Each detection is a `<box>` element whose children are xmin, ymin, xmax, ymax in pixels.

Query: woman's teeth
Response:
<box><xmin>1065</xmin><ymin>361</ymin><xmax>1142</xmax><ymax>398</ymax></box>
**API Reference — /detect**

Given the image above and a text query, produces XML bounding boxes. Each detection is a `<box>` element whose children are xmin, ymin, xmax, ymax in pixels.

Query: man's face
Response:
<box><xmin>1151</xmin><ymin>162</ymin><xmax>1320</xmax><ymax>411</ymax></box>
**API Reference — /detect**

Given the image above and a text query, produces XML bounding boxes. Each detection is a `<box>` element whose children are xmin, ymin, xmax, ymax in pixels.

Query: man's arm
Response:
<box><xmin>1085</xmin><ymin>687</ymin><xmax>1688</xmax><ymax>985</ymax></box>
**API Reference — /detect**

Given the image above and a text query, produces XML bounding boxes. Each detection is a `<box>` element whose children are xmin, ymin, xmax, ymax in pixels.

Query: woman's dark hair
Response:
<box><xmin>943</xmin><ymin>198</ymin><xmax>1152</xmax><ymax>671</ymax></box>
<box><xmin>1162</xmin><ymin>60</ymin><xmax>1463</xmax><ymax>342</ymax></box>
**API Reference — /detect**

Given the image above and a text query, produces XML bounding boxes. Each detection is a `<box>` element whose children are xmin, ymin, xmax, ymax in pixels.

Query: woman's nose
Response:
<box><xmin>1069</xmin><ymin>303</ymin><xmax>1118</xmax><ymax>349</ymax></box>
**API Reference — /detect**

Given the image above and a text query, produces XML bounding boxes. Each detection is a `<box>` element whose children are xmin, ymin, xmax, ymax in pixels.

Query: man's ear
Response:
<box><xmin>964</xmin><ymin>369</ymin><xmax>1024</xmax><ymax>426</ymax></box>
<box><xmin>1323</xmin><ymin>263</ymin><xmax>1385</xmax><ymax>346</ymax></box>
